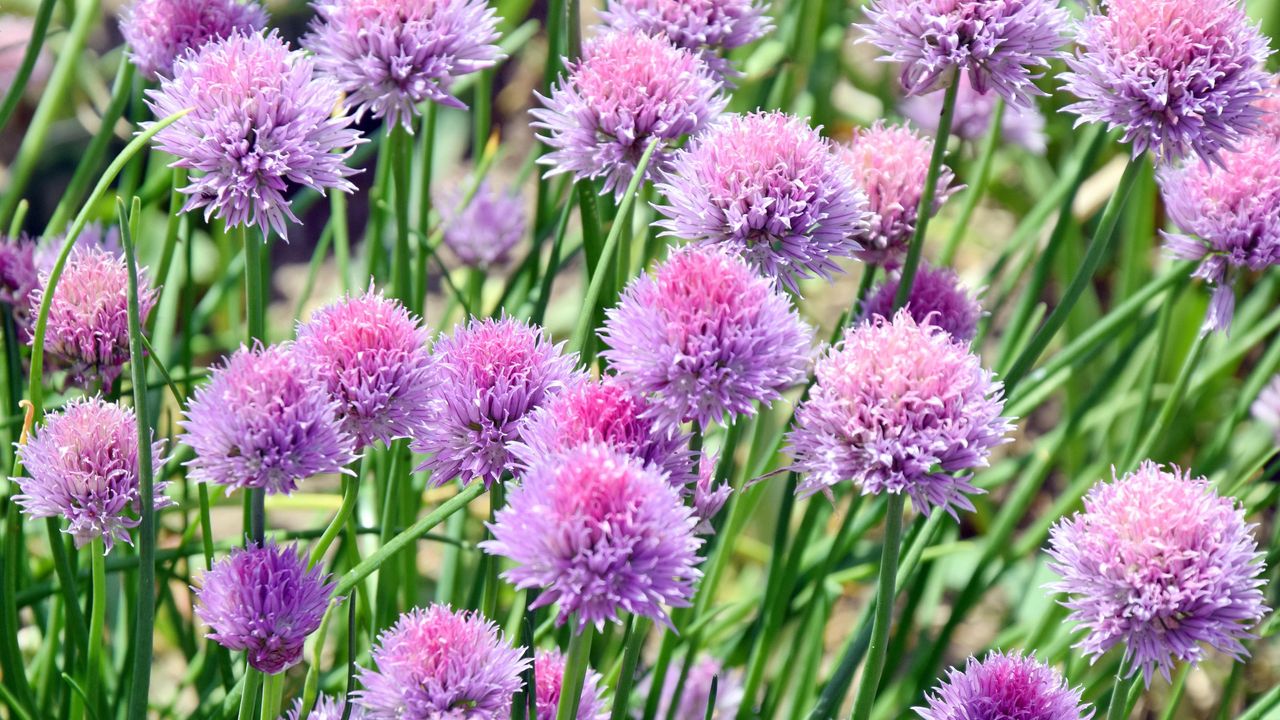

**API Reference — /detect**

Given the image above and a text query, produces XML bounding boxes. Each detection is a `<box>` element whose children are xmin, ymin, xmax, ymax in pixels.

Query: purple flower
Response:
<box><xmin>1158</xmin><ymin>135</ymin><xmax>1280</xmax><ymax>334</ymax></box>
<box><xmin>181</xmin><ymin>342</ymin><xmax>357</xmax><ymax>495</ymax></box>
<box><xmin>29</xmin><ymin>243</ymin><xmax>158</xmax><ymax>388</ymax></box>
<box><xmin>902</xmin><ymin>74</ymin><xmax>1047</xmax><ymax>153</ymax></box>
<box><xmin>788</xmin><ymin>310</ymin><xmax>1012</xmax><ymax>516</ymax></box>
<box><xmin>692</xmin><ymin>452</ymin><xmax>731</xmax><ymax>535</ymax></box>
<box><xmin>916</xmin><ymin>651</ymin><xmax>1091</xmax><ymax>720</ymax></box>
<box><xmin>655</xmin><ymin>111</ymin><xmax>868</xmax><ymax>289</ymax></box>
<box><xmin>412</xmin><ymin>315</ymin><xmax>578</xmax><ymax>488</ymax></box>
<box><xmin>857</xmin><ymin>0</ymin><xmax>1069</xmax><ymax>106</ymax></box>
<box><xmin>285</xmin><ymin>695</ymin><xmax>366</xmax><ymax>720</ymax></box>
<box><xmin>0</xmin><ymin>233</ymin><xmax>38</xmax><ymax>334</ymax></box>
<box><xmin>1061</xmin><ymin>0</ymin><xmax>1271</xmax><ymax>165</ymax></box>
<box><xmin>1046</xmin><ymin>462</ymin><xmax>1269</xmax><ymax>684</ymax></box>
<box><xmin>294</xmin><ymin>289</ymin><xmax>435</xmax><ymax>449</ymax></box>
<box><xmin>119</xmin><ymin>0</ymin><xmax>267</xmax><ymax>80</ymax></box>
<box><xmin>601</xmin><ymin>245</ymin><xmax>814</xmax><ymax>432</ymax></box>
<box><xmin>645</xmin><ymin>656</ymin><xmax>744</xmax><ymax>720</ymax></box>
<box><xmin>354</xmin><ymin>604</ymin><xmax>528</xmax><ymax>719</ymax></box>
<box><xmin>13</xmin><ymin>397</ymin><xmax>168</xmax><ymax>551</ymax></box>
<box><xmin>598</xmin><ymin>0</ymin><xmax>771</xmax><ymax>80</ymax></box>
<box><xmin>1257</xmin><ymin>75</ymin><xmax>1280</xmax><ymax>139</ymax></box>
<box><xmin>195</xmin><ymin>541</ymin><xmax>333</xmax><ymax>674</ymax></box>
<box><xmin>841</xmin><ymin>121</ymin><xmax>959</xmax><ymax>267</ymax></box>
<box><xmin>859</xmin><ymin>262</ymin><xmax>982</xmax><ymax>343</ymax></box>
<box><xmin>482</xmin><ymin>443</ymin><xmax>703</xmax><ymax>631</ymax></box>
<box><xmin>145</xmin><ymin>30</ymin><xmax>363</xmax><ymax>239</ymax></box>
<box><xmin>437</xmin><ymin>180</ymin><xmax>526</xmax><ymax>268</ymax></box>
<box><xmin>534</xmin><ymin>649</ymin><xmax>609</xmax><ymax>720</ymax></box>
<box><xmin>532</xmin><ymin>30</ymin><xmax>726</xmax><ymax>198</ymax></box>
<box><xmin>1252</xmin><ymin>375</ymin><xmax>1280</xmax><ymax>442</ymax></box>
<box><xmin>513</xmin><ymin>376</ymin><xmax>695</xmax><ymax>487</ymax></box>
<box><xmin>302</xmin><ymin>0</ymin><xmax>503</xmax><ymax>130</ymax></box>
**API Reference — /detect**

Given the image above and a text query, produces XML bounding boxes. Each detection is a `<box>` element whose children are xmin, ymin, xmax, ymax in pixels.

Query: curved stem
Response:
<box><xmin>848</xmin><ymin>493</ymin><xmax>904</xmax><ymax>720</ymax></box>
<box><xmin>0</xmin><ymin>0</ymin><xmax>55</xmax><ymax>134</ymax></box>
<box><xmin>893</xmin><ymin>76</ymin><xmax>959</xmax><ymax>311</ymax></box>
<box><xmin>309</xmin><ymin>468</ymin><xmax>362</xmax><ymax>570</ymax></box>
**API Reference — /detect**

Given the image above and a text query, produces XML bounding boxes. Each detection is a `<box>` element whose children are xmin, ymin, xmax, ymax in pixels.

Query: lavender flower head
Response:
<box><xmin>1061</xmin><ymin>0</ymin><xmax>1271</xmax><ymax>164</ymax></box>
<box><xmin>916</xmin><ymin>651</ymin><xmax>1091</xmax><ymax>720</ymax></box>
<box><xmin>13</xmin><ymin>397</ymin><xmax>168</xmax><ymax>551</ymax></box>
<box><xmin>1252</xmin><ymin>375</ymin><xmax>1280</xmax><ymax>443</ymax></box>
<box><xmin>601</xmin><ymin>245</ymin><xmax>814</xmax><ymax>433</ymax></box>
<box><xmin>302</xmin><ymin>0</ymin><xmax>503</xmax><ymax>130</ymax></box>
<box><xmin>533</xmin><ymin>30</ymin><xmax>726</xmax><ymax>198</ymax></box>
<box><xmin>285</xmin><ymin>695</ymin><xmax>366</xmax><ymax>720</ymax></box>
<box><xmin>482</xmin><ymin>443</ymin><xmax>703</xmax><ymax>631</ymax></box>
<box><xmin>1257</xmin><ymin>75</ymin><xmax>1280</xmax><ymax>138</ymax></box>
<box><xmin>437</xmin><ymin>180</ymin><xmax>526</xmax><ymax>268</ymax></box>
<box><xmin>119</xmin><ymin>0</ymin><xmax>267</xmax><ymax>79</ymax></box>
<box><xmin>788</xmin><ymin>310</ymin><xmax>1012</xmax><ymax>516</ymax></box>
<box><xmin>655</xmin><ymin>111</ymin><xmax>868</xmax><ymax>289</ymax></box>
<box><xmin>514</xmin><ymin>376</ymin><xmax>694</xmax><ymax>487</ymax></box>
<box><xmin>1158</xmin><ymin>134</ymin><xmax>1280</xmax><ymax>334</ymax></box>
<box><xmin>534</xmin><ymin>649</ymin><xmax>609</xmax><ymax>720</ymax></box>
<box><xmin>195</xmin><ymin>541</ymin><xmax>333</xmax><ymax>674</ymax></box>
<box><xmin>902</xmin><ymin>73</ymin><xmax>1047</xmax><ymax>153</ymax></box>
<box><xmin>355</xmin><ymin>604</ymin><xmax>528</xmax><ymax>719</ymax></box>
<box><xmin>859</xmin><ymin>262</ymin><xmax>982</xmax><ymax>343</ymax></box>
<box><xmin>295</xmin><ymin>289</ymin><xmax>434</xmax><ymax>448</ymax></box>
<box><xmin>841</xmin><ymin>121</ymin><xmax>959</xmax><ymax>267</ymax></box>
<box><xmin>29</xmin><ymin>243</ymin><xmax>158</xmax><ymax>388</ymax></box>
<box><xmin>857</xmin><ymin>0</ymin><xmax>1069</xmax><ymax>106</ymax></box>
<box><xmin>0</xmin><ymin>233</ymin><xmax>38</xmax><ymax>333</ymax></box>
<box><xmin>181</xmin><ymin>342</ymin><xmax>357</xmax><ymax>495</ymax></box>
<box><xmin>598</xmin><ymin>0</ymin><xmax>772</xmax><ymax>80</ymax></box>
<box><xmin>1046</xmin><ymin>462</ymin><xmax>1269</xmax><ymax>684</ymax></box>
<box><xmin>692</xmin><ymin>451</ymin><xmax>731</xmax><ymax>535</ymax></box>
<box><xmin>413</xmin><ymin>315</ymin><xmax>578</xmax><ymax>487</ymax></box>
<box><xmin>646</xmin><ymin>656</ymin><xmax>744</xmax><ymax>719</ymax></box>
<box><xmin>145</xmin><ymin>30</ymin><xmax>362</xmax><ymax>239</ymax></box>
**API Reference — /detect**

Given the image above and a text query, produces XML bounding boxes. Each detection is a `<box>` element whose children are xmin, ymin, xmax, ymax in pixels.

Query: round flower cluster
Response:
<box><xmin>598</xmin><ymin>0</ymin><xmax>771</xmax><ymax>80</ymax></box>
<box><xmin>0</xmin><ymin>233</ymin><xmax>38</xmax><ymax>334</ymax></box>
<box><xmin>916</xmin><ymin>651</ymin><xmax>1090</xmax><ymax>720</ymax></box>
<box><xmin>119</xmin><ymin>0</ymin><xmax>267</xmax><ymax>79</ymax></box>
<box><xmin>437</xmin><ymin>180</ymin><xmax>526</xmax><ymax>268</ymax></box>
<box><xmin>534</xmin><ymin>648</ymin><xmax>609</xmax><ymax>720</ymax></box>
<box><xmin>859</xmin><ymin>262</ymin><xmax>982</xmax><ymax>343</ymax></box>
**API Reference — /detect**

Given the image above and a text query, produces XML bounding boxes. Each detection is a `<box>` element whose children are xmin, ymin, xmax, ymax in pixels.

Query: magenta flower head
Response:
<box><xmin>841</xmin><ymin>121</ymin><xmax>959</xmax><ymax>267</ymax></box>
<box><xmin>601</xmin><ymin>245</ymin><xmax>814</xmax><ymax>433</ymax></box>
<box><xmin>916</xmin><ymin>651</ymin><xmax>1091</xmax><ymax>720</ymax></box>
<box><xmin>29</xmin><ymin>243</ymin><xmax>158</xmax><ymax>388</ymax></box>
<box><xmin>648</xmin><ymin>656</ymin><xmax>744</xmax><ymax>719</ymax></box>
<box><xmin>1252</xmin><ymin>375</ymin><xmax>1280</xmax><ymax>442</ymax></box>
<box><xmin>0</xmin><ymin>233</ymin><xmax>38</xmax><ymax>333</ymax></box>
<box><xmin>788</xmin><ymin>310</ymin><xmax>1012</xmax><ymax>516</ymax></box>
<box><xmin>533</xmin><ymin>30</ymin><xmax>725</xmax><ymax>199</ymax></box>
<box><xmin>145</xmin><ymin>30</ymin><xmax>363</xmax><ymax>239</ymax></box>
<box><xmin>413</xmin><ymin>315</ymin><xmax>578</xmax><ymax>488</ymax></box>
<box><xmin>534</xmin><ymin>649</ymin><xmax>609</xmax><ymax>720</ymax></box>
<box><xmin>857</xmin><ymin>0</ymin><xmax>1069</xmax><ymax>106</ymax></box>
<box><xmin>295</xmin><ymin>289</ymin><xmax>434</xmax><ymax>448</ymax></box>
<box><xmin>1046</xmin><ymin>462</ymin><xmax>1269</xmax><ymax>684</ymax></box>
<box><xmin>1158</xmin><ymin>135</ymin><xmax>1280</xmax><ymax>334</ymax></box>
<box><xmin>482</xmin><ymin>443</ymin><xmax>703</xmax><ymax>631</ymax></box>
<box><xmin>286</xmin><ymin>694</ymin><xmax>366</xmax><ymax>720</ymax></box>
<box><xmin>13</xmin><ymin>397</ymin><xmax>168</xmax><ymax>551</ymax></box>
<box><xmin>656</xmin><ymin>111</ymin><xmax>868</xmax><ymax>289</ymax></box>
<box><xmin>302</xmin><ymin>0</ymin><xmax>503</xmax><ymax>130</ymax></box>
<box><xmin>514</xmin><ymin>376</ymin><xmax>694</xmax><ymax>487</ymax></box>
<box><xmin>859</xmin><ymin>262</ymin><xmax>982</xmax><ymax>343</ymax></box>
<box><xmin>194</xmin><ymin>541</ymin><xmax>333</xmax><ymax>674</ymax></box>
<box><xmin>597</xmin><ymin>0</ymin><xmax>771</xmax><ymax>80</ymax></box>
<box><xmin>1062</xmin><ymin>0</ymin><xmax>1271</xmax><ymax>164</ymax></box>
<box><xmin>902</xmin><ymin>74</ymin><xmax>1047</xmax><ymax>153</ymax></box>
<box><xmin>354</xmin><ymin>604</ymin><xmax>528</xmax><ymax>719</ymax></box>
<box><xmin>437</xmin><ymin>180</ymin><xmax>526</xmax><ymax>268</ymax></box>
<box><xmin>181</xmin><ymin>342</ymin><xmax>357</xmax><ymax>495</ymax></box>
<box><xmin>119</xmin><ymin>0</ymin><xmax>267</xmax><ymax>80</ymax></box>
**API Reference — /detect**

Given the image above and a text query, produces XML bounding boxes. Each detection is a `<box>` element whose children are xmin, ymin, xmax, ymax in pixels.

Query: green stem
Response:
<box><xmin>1002</xmin><ymin>157</ymin><xmax>1145</xmax><ymax>394</ymax></box>
<box><xmin>1104</xmin><ymin>671</ymin><xmax>1138</xmax><ymax>720</ymax></box>
<box><xmin>237</xmin><ymin>668</ymin><xmax>262</xmax><ymax>720</ymax></box>
<box><xmin>609</xmin><ymin>616</ymin><xmax>651</xmax><ymax>720</ymax></box>
<box><xmin>259</xmin><ymin>672</ymin><xmax>283</xmax><ymax>720</ymax></box>
<box><xmin>847</xmin><ymin>494</ymin><xmax>905</xmax><ymax>720</ymax></box>
<box><xmin>243</xmin><ymin>225</ymin><xmax>267</xmax><ymax>544</ymax></box>
<box><xmin>332</xmin><ymin>191</ymin><xmax>353</xmax><ymax>295</ymax></box>
<box><xmin>1158</xmin><ymin>665</ymin><xmax>1190</xmax><ymax>720</ymax></box>
<box><xmin>893</xmin><ymin>76</ymin><xmax>959</xmax><ymax>311</ymax></box>
<box><xmin>390</xmin><ymin>125</ymin><xmax>414</xmax><ymax>304</ymax></box>
<box><xmin>0</xmin><ymin>0</ymin><xmax>54</xmax><ymax>134</ymax></box>
<box><xmin>152</xmin><ymin>168</ymin><xmax>189</xmax><ymax>297</ymax></box>
<box><xmin>309</xmin><ymin>469</ymin><xmax>361</xmax><ymax>570</ymax></box>
<box><xmin>556</xmin><ymin>626</ymin><xmax>595</xmax><ymax>720</ymax></box>
<box><xmin>938</xmin><ymin>99</ymin><xmax>1004</xmax><ymax>266</ymax></box>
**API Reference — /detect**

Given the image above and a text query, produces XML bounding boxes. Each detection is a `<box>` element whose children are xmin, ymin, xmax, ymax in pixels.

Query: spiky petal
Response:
<box><xmin>916</xmin><ymin>651</ymin><xmax>1092</xmax><ymax>720</ymax></box>
<box><xmin>598</xmin><ymin>0</ymin><xmax>771</xmax><ymax>80</ymax></box>
<box><xmin>859</xmin><ymin>262</ymin><xmax>982</xmax><ymax>343</ymax></box>
<box><xmin>534</xmin><ymin>649</ymin><xmax>609</xmax><ymax>720</ymax></box>
<box><xmin>119</xmin><ymin>0</ymin><xmax>267</xmax><ymax>79</ymax></box>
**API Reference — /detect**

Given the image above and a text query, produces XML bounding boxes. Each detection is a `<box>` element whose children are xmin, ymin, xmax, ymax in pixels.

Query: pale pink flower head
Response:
<box><xmin>1256</xmin><ymin>74</ymin><xmax>1280</xmax><ymax>138</ymax></box>
<box><xmin>787</xmin><ymin>310</ymin><xmax>1012</xmax><ymax>516</ymax></box>
<box><xmin>598</xmin><ymin>0</ymin><xmax>772</xmax><ymax>80</ymax></box>
<box><xmin>1047</xmin><ymin>462</ymin><xmax>1269</xmax><ymax>685</ymax></box>
<box><xmin>841</xmin><ymin>121</ymin><xmax>959</xmax><ymax>267</ymax></box>
<box><xmin>534</xmin><ymin>649</ymin><xmax>609</xmax><ymax>720</ymax></box>
<box><xmin>600</xmin><ymin>244</ymin><xmax>814</xmax><ymax>433</ymax></box>
<box><xmin>302</xmin><ymin>0</ymin><xmax>504</xmax><ymax>130</ymax></box>
<box><xmin>1061</xmin><ymin>0</ymin><xmax>1271</xmax><ymax>164</ymax></box>
<box><xmin>1158</xmin><ymin>135</ymin><xmax>1280</xmax><ymax>334</ymax></box>
<box><xmin>533</xmin><ymin>30</ymin><xmax>726</xmax><ymax>198</ymax></box>
<box><xmin>120</xmin><ymin>0</ymin><xmax>268</xmax><ymax>79</ymax></box>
